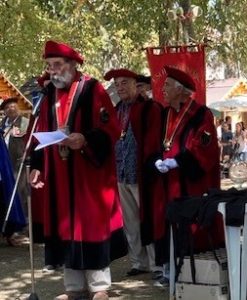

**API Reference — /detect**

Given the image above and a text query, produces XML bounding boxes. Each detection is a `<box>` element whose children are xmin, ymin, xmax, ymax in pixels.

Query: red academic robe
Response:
<box><xmin>130</xmin><ymin>100</ymin><xmax>165</xmax><ymax>245</ymax></box>
<box><xmin>31</xmin><ymin>74</ymin><xmax>127</xmax><ymax>270</ymax></box>
<box><xmin>162</xmin><ymin>99</ymin><xmax>223</xmax><ymax>252</ymax></box>
<box><xmin>133</xmin><ymin>98</ymin><xmax>223</xmax><ymax>261</ymax></box>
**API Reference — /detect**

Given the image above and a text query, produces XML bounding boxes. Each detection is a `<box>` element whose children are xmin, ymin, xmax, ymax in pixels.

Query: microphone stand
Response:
<box><xmin>26</xmin><ymin>155</ymin><xmax>39</xmax><ymax>300</ymax></box>
<box><xmin>1</xmin><ymin>116</ymin><xmax>39</xmax><ymax>233</ymax></box>
<box><xmin>2</xmin><ymin>90</ymin><xmax>46</xmax><ymax>300</ymax></box>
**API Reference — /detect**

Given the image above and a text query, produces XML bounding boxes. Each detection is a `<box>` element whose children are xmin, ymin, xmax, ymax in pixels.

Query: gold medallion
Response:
<box><xmin>163</xmin><ymin>140</ymin><xmax>171</xmax><ymax>151</ymax></box>
<box><xmin>162</xmin><ymin>99</ymin><xmax>193</xmax><ymax>153</ymax></box>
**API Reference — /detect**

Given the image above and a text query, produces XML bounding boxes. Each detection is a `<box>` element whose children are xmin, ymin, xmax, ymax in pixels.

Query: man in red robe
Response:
<box><xmin>152</xmin><ymin>66</ymin><xmax>223</xmax><ymax>281</ymax></box>
<box><xmin>104</xmin><ymin>69</ymin><xmax>165</xmax><ymax>281</ymax></box>
<box><xmin>29</xmin><ymin>40</ymin><xmax>127</xmax><ymax>300</ymax></box>
<box><xmin>157</xmin><ymin>66</ymin><xmax>220</xmax><ymax>198</ymax></box>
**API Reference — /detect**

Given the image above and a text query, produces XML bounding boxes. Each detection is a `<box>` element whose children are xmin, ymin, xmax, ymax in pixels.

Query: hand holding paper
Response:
<box><xmin>60</xmin><ymin>133</ymin><xmax>86</xmax><ymax>150</ymax></box>
<box><xmin>33</xmin><ymin>130</ymin><xmax>68</xmax><ymax>150</ymax></box>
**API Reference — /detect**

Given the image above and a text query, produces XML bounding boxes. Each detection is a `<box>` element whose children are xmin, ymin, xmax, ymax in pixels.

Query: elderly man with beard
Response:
<box><xmin>29</xmin><ymin>40</ymin><xmax>127</xmax><ymax>300</ymax></box>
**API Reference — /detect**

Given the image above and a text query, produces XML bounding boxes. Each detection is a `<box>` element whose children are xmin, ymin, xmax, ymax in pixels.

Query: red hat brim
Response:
<box><xmin>43</xmin><ymin>40</ymin><xmax>84</xmax><ymax>64</ymax></box>
<box><xmin>164</xmin><ymin>66</ymin><xmax>196</xmax><ymax>91</ymax></box>
<box><xmin>104</xmin><ymin>69</ymin><xmax>138</xmax><ymax>81</ymax></box>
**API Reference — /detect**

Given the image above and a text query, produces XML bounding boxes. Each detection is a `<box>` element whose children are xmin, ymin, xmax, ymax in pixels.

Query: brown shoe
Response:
<box><xmin>54</xmin><ymin>290</ymin><xmax>89</xmax><ymax>300</ymax></box>
<box><xmin>91</xmin><ymin>291</ymin><xmax>109</xmax><ymax>300</ymax></box>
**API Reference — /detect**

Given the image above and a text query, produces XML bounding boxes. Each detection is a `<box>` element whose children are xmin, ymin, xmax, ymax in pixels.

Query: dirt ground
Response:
<box><xmin>0</xmin><ymin>238</ymin><xmax>168</xmax><ymax>300</ymax></box>
<box><xmin>0</xmin><ymin>178</ymin><xmax>236</xmax><ymax>300</ymax></box>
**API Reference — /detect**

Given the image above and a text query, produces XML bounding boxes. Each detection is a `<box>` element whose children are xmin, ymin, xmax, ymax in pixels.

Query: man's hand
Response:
<box><xmin>29</xmin><ymin>169</ymin><xmax>44</xmax><ymax>189</ymax></box>
<box><xmin>155</xmin><ymin>159</ymin><xmax>169</xmax><ymax>173</ymax></box>
<box><xmin>60</xmin><ymin>133</ymin><xmax>86</xmax><ymax>150</ymax></box>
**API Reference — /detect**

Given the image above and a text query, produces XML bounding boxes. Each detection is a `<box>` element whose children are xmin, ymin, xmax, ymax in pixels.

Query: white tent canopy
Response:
<box><xmin>208</xmin><ymin>95</ymin><xmax>247</xmax><ymax>111</ymax></box>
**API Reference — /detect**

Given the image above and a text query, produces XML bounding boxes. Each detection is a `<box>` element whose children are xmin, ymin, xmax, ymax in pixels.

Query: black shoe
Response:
<box><xmin>126</xmin><ymin>268</ymin><xmax>149</xmax><ymax>276</ymax></box>
<box><xmin>153</xmin><ymin>276</ymin><xmax>169</xmax><ymax>288</ymax></box>
<box><xmin>152</xmin><ymin>270</ymin><xmax>163</xmax><ymax>280</ymax></box>
<box><xmin>42</xmin><ymin>265</ymin><xmax>56</xmax><ymax>273</ymax></box>
<box><xmin>43</xmin><ymin>264</ymin><xmax>64</xmax><ymax>273</ymax></box>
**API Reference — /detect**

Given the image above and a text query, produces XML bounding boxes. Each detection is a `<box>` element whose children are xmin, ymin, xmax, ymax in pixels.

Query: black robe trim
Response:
<box><xmin>30</xmin><ymin>149</ymin><xmax>44</xmax><ymax>171</ymax></box>
<box><xmin>175</xmin><ymin>149</ymin><xmax>205</xmax><ymax>181</ymax></box>
<box><xmin>139</xmin><ymin>101</ymin><xmax>164</xmax><ymax>245</ymax></box>
<box><xmin>175</xmin><ymin>104</ymin><xmax>207</xmax><ymax>195</ymax></box>
<box><xmin>54</xmin><ymin>228</ymin><xmax>127</xmax><ymax>270</ymax></box>
<box><xmin>75</xmin><ymin>78</ymin><xmax>112</xmax><ymax>167</ymax></box>
<box><xmin>83</xmin><ymin>129</ymin><xmax>112</xmax><ymax>167</ymax></box>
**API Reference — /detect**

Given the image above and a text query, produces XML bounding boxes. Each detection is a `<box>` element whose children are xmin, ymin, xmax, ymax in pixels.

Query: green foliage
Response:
<box><xmin>0</xmin><ymin>0</ymin><xmax>246</xmax><ymax>86</ymax></box>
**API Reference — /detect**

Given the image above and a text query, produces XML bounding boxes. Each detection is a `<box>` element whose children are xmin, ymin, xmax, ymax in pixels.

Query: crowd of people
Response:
<box><xmin>0</xmin><ymin>40</ymin><xmax>225</xmax><ymax>300</ymax></box>
<box><xmin>216</xmin><ymin>116</ymin><xmax>247</xmax><ymax>177</ymax></box>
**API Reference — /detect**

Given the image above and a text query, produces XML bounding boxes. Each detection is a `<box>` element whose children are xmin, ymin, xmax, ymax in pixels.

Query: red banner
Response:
<box><xmin>146</xmin><ymin>45</ymin><xmax>206</xmax><ymax>105</ymax></box>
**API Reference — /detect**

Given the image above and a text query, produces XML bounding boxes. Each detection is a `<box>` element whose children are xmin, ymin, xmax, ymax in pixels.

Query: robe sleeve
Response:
<box><xmin>175</xmin><ymin>108</ymin><xmax>219</xmax><ymax>181</ymax></box>
<box><xmin>26</xmin><ymin>115</ymin><xmax>45</xmax><ymax>172</ymax></box>
<box><xmin>131</xmin><ymin>101</ymin><xmax>164</xmax><ymax>175</ymax></box>
<box><xmin>30</xmin><ymin>149</ymin><xmax>44</xmax><ymax>171</ymax></box>
<box><xmin>81</xmin><ymin>81</ymin><xmax>120</xmax><ymax>167</ymax></box>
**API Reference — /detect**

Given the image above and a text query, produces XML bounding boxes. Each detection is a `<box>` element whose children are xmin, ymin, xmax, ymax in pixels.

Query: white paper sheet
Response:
<box><xmin>33</xmin><ymin>130</ymin><xmax>68</xmax><ymax>150</ymax></box>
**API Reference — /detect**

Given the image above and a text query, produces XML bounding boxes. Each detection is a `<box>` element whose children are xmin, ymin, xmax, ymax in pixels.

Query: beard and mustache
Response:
<box><xmin>50</xmin><ymin>71</ymin><xmax>74</xmax><ymax>89</ymax></box>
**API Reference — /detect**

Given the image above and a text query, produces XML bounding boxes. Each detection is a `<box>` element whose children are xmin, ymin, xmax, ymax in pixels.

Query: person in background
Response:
<box><xmin>216</xmin><ymin>118</ymin><xmax>224</xmax><ymax>141</ymax></box>
<box><xmin>225</xmin><ymin>115</ymin><xmax>232</xmax><ymax>132</ymax></box>
<box><xmin>240</xmin><ymin>121</ymin><xmax>246</xmax><ymax>131</ymax></box>
<box><xmin>0</xmin><ymin>129</ymin><xmax>26</xmax><ymax>246</ymax></box>
<box><xmin>215</xmin><ymin>118</ymin><xmax>224</xmax><ymax>161</ymax></box>
<box><xmin>220</xmin><ymin>122</ymin><xmax>233</xmax><ymax>162</ymax></box>
<box><xmin>0</xmin><ymin>97</ymin><xmax>29</xmax><ymax>245</ymax></box>
<box><xmin>232</xmin><ymin>122</ymin><xmax>247</xmax><ymax>161</ymax></box>
<box><xmin>104</xmin><ymin>68</ymin><xmax>164</xmax><ymax>283</ymax></box>
<box><xmin>136</xmin><ymin>75</ymin><xmax>152</xmax><ymax>101</ymax></box>
<box><xmin>0</xmin><ymin>98</ymin><xmax>29</xmax><ymax>218</ymax></box>
<box><xmin>29</xmin><ymin>40</ymin><xmax>127</xmax><ymax>300</ymax></box>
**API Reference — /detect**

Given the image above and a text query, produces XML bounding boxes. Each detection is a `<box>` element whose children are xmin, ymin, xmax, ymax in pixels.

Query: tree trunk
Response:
<box><xmin>179</xmin><ymin>0</ymin><xmax>196</xmax><ymax>43</ymax></box>
<box><xmin>158</xmin><ymin>0</ymin><xmax>172</xmax><ymax>45</ymax></box>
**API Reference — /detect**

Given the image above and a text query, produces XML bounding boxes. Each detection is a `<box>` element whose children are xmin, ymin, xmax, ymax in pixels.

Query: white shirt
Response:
<box><xmin>217</xmin><ymin>125</ymin><xmax>222</xmax><ymax>140</ymax></box>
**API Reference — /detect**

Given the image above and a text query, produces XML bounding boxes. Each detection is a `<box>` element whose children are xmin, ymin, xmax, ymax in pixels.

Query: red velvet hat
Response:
<box><xmin>164</xmin><ymin>66</ymin><xmax>196</xmax><ymax>91</ymax></box>
<box><xmin>104</xmin><ymin>69</ymin><xmax>138</xmax><ymax>81</ymax></box>
<box><xmin>43</xmin><ymin>40</ymin><xmax>84</xmax><ymax>64</ymax></box>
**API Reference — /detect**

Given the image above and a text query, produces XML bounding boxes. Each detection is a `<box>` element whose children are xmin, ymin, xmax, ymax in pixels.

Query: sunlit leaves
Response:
<box><xmin>0</xmin><ymin>0</ymin><xmax>246</xmax><ymax>86</ymax></box>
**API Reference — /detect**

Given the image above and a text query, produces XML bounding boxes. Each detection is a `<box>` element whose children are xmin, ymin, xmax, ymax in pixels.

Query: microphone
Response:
<box><xmin>31</xmin><ymin>86</ymin><xmax>48</xmax><ymax>117</ymax></box>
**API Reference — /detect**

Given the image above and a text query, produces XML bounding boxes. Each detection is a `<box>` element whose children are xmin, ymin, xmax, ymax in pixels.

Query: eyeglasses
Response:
<box><xmin>45</xmin><ymin>61</ymin><xmax>69</xmax><ymax>73</ymax></box>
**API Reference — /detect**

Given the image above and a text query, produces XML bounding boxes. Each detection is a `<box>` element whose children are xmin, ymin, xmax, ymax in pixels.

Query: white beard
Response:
<box><xmin>51</xmin><ymin>71</ymin><xmax>73</xmax><ymax>89</ymax></box>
